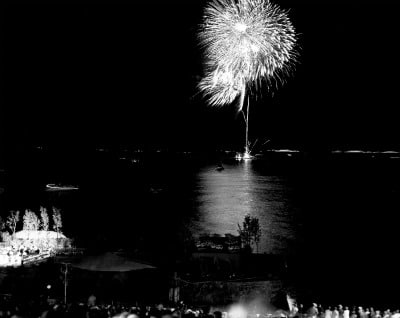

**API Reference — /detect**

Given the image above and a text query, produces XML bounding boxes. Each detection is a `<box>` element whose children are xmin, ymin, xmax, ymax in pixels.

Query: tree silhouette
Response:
<box><xmin>250</xmin><ymin>216</ymin><xmax>262</xmax><ymax>253</ymax></box>
<box><xmin>6</xmin><ymin>210</ymin><xmax>20</xmax><ymax>235</ymax></box>
<box><xmin>0</xmin><ymin>216</ymin><xmax>5</xmax><ymax>232</ymax></box>
<box><xmin>238</xmin><ymin>213</ymin><xmax>262</xmax><ymax>253</ymax></box>
<box><xmin>238</xmin><ymin>214</ymin><xmax>252</xmax><ymax>249</ymax></box>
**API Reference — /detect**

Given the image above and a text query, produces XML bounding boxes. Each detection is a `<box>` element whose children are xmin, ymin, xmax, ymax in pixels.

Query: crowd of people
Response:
<box><xmin>0</xmin><ymin>296</ymin><xmax>190</xmax><ymax>318</ymax></box>
<box><xmin>0</xmin><ymin>295</ymin><xmax>399</xmax><ymax>318</ymax></box>
<box><xmin>294</xmin><ymin>304</ymin><xmax>400</xmax><ymax>318</ymax></box>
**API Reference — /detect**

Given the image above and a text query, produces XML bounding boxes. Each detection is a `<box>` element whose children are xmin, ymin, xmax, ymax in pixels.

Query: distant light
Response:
<box><xmin>47</xmin><ymin>285</ymin><xmax>51</xmax><ymax>289</ymax></box>
<box><xmin>243</xmin><ymin>152</ymin><xmax>253</xmax><ymax>160</ymax></box>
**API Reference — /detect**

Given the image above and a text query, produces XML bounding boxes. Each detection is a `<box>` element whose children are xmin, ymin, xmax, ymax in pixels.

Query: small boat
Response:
<box><xmin>45</xmin><ymin>184</ymin><xmax>79</xmax><ymax>191</ymax></box>
<box><xmin>235</xmin><ymin>152</ymin><xmax>254</xmax><ymax>161</ymax></box>
<box><xmin>216</xmin><ymin>164</ymin><xmax>224</xmax><ymax>171</ymax></box>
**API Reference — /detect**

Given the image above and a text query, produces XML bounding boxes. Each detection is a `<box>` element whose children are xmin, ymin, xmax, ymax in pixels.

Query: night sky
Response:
<box><xmin>1</xmin><ymin>0</ymin><xmax>399</xmax><ymax>154</ymax></box>
<box><xmin>1</xmin><ymin>1</ymin><xmax>400</xmax><ymax>305</ymax></box>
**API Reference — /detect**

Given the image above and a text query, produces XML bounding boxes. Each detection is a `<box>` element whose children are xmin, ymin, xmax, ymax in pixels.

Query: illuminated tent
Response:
<box><xmin>70</xmin><ymin>252</ymin><xmax>156</xmax><ymax>272</ymax></box>
<box><xmin>14</xmin><ymin>230</ymin><xmax>67</xmax><ymax>240</ymax></box>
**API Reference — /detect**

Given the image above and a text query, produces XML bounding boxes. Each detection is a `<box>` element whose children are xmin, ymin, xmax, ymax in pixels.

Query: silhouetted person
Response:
<box><xmin>344</xmin><ymin>307</ymin><xmax>350</xmax><ymax>318</ymax></box>
<box><xmin>332</xmin><ymin>307</ymin><xmax>339</xmax><ymax>318</ymax></box>
<box><xmin>308</xmin><ymin>303</ymin><xmax>319</xmax><ymax>318</ymax></box>
<box><xmin>338</xmin><ymin>305</ymin><xmax>344</xmax><ymax>318</ymax></box>
<box><xmin>325</xmin><ymin>307</ymin><xmax>332</xmax><ymax>318</ymax></box>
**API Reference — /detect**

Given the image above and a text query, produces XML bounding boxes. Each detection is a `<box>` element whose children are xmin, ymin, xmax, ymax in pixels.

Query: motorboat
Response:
<box><xmin>45</xmin><ymin>184</ymin><xmax>79</xmax><ymax>191</ymax></box>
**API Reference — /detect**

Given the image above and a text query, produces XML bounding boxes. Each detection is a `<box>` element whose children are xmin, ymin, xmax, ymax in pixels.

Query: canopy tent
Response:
<box><xmin>14</xmin><ymin>230</ymin><xmax>67</xmax><ymax>240</ymax></box>
<box><xmin>70</xmin><ymin>252</ymin><xmax>156</xmax><ymax>272</ymax></box>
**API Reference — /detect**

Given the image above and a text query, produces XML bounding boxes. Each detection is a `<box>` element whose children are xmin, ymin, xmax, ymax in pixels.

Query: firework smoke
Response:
<box><xmin>198</xmin><ymin>0</ymin><xmax>297</xmax><ymax>109</ymax></box>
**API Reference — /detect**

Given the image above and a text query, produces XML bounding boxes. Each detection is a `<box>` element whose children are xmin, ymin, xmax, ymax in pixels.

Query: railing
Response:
<box><xmin>22</xmin><ymin>251</ymin><xmax>52</xmax><ymax>265</ymax></box>
<box><xmin>0</xmin><ymin>247</ymin><xmax>85</xmax><ymax>267</ymax></box>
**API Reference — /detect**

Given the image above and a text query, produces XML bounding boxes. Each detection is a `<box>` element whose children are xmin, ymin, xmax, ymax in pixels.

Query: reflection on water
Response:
<box><xmin>192</xmin><ymin>160</ymin><xmax>299</xmax><ymax>254</ymax></box>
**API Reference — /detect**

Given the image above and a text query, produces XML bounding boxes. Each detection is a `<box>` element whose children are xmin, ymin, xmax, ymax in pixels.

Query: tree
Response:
<box><xmin>0</xmin><ymin>216</ymin><xmax>6</xmax><ymax>242</ymax></box>
<box><xmin>6</xmin><ymin>210</ymin><xmax>20</xmax><ymax>235</ymax></box>
<box><xmin>23</xmin><ymin>209</ymin><xmax>40</xmax><ymax>231</ymax></box>
<box><xmin>52</xmin><ymin>207</ymin><xmax>63</xmax><ymax>235</ymax></box>
<box><xmin>40</xmin><ymin>206</ymin><xmax>49</xmax><ymax>231</ymax></box>
<box><xmin>250</xmin><ymin>216</ymin><xmax>262</xmax><ymax>253</ymax></box>
<box><xmin>238</xmin><ymin>214</ymin><xmax>253</xmax><ymax>250</ymax></box>
<box><xmin>237</xmin><ymin>214</ymin><xmax>262</xmax><ymax>253</ymax></box>
<box><xmin>0</xmin><ymin>216</ymin><xmax>5</xmax><ymax>232</ymax></box>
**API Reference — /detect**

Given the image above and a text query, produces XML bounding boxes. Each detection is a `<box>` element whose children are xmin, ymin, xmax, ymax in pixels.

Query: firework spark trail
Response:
<box><xmin>198</xmin><ymin>0</ymin><xmax>297</xmax><ymax>109</ymax></box>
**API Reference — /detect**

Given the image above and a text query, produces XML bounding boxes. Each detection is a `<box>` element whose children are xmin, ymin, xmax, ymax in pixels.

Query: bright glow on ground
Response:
<box><xmin>229</xmin><ymin>305</ymin><xmax>248</xmax><ymax>318</ymax></box>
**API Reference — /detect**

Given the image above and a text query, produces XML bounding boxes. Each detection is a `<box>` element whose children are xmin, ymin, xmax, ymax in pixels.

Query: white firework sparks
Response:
<box><xmin>198</xmin><ymin>66</ymin><xmax>245</xmax><ymax>106</ymax></box>
<box><xmin>198</xmin><ymin>0</ymin><xmax>297</xmax><ymax>109</ymax></box>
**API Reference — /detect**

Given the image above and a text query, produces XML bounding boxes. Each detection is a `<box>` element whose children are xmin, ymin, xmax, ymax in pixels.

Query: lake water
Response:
<box><xmin>2</xmin><ymin>149</ymin><xmax>400</xmax><ymax>305</ymax></box>
<box><xmin>190</xmin><ymin>160</ymin><xmax>300</xmax><ymax>254</ymax></box>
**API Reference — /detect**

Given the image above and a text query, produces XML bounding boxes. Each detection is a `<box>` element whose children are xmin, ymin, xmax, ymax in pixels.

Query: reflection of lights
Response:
<box><xmin>229</xmin><ymin>305</ymin><xmax>248</xmax><ymax>318</ymax></box>
<box><xmin>197</xmin><ymin>162</ymin><xmax>257</xmax><ymax>238</ymax></box>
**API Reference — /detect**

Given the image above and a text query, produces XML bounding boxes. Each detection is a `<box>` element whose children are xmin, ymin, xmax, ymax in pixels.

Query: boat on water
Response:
<box><xmin>235</xmin><ymin>152</ymin><xmax>254</xmax><ymax>161</ymax></box>
<box><xmin>45</xmin><ymin>184</ymin><xmax>79</xmax><ymax>191</ymax></box>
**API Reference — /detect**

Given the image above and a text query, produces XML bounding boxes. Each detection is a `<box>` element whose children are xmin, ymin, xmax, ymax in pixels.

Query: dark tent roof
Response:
<box><xmin>71</xmin><ymin>252</ymin><xmax>156</xmax><ymax>272</ymax></box>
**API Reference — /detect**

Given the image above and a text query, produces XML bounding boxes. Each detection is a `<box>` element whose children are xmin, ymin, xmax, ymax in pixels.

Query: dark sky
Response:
<box><xmin>2</xmin><ymin>0</ymin><xmax>399</xmax><ymax>154</ymax></box>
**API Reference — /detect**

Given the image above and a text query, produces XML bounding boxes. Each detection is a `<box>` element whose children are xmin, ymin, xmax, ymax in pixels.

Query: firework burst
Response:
<box><xmin>198</xmin><ymin>0</ymin><xmax>297</xmax><ymax>109</ymax></box>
